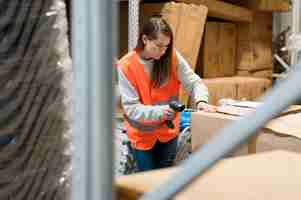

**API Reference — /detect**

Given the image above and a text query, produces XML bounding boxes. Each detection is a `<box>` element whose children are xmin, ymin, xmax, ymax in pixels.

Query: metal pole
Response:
<box><xmin>128</xmin><ymin>0</ymin><xmax>139</xmax><ymax>50</ymax></box>
<box><xmin>274</xmin><ymin>54</ymin><xmax>290</xmax><ymax>72</ymax></box>
<box><xmin>291</xmin><ymin>0</ymin><xmax>300</xmax><ymax>65</ymax></box>
<box><xmin>72</xmin><ymin>0</ymin><xmax>115</xmax><ymax>199</ymax></box>
<box><xmin>140</xmin><ymin>61</ymin><xmax>301</xmax><ymax>200</ymax></box>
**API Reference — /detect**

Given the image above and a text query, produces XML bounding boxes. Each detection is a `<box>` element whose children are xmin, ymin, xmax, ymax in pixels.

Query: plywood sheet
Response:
<box><xmin>177</xmin><ymin>0</ymin><xmax>253</xmax><ymax>22</ymax></box>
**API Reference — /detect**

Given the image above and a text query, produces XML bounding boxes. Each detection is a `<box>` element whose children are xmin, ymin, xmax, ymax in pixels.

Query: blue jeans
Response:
<box><xmin>132</xmin><ymin>137</ymin><xmax>178</xmax><ymax>172</ymax></box>
<box><xmin>0</xmin><ymin>135</ymin><xmax>14</xmax><ymax>145</ymax></box>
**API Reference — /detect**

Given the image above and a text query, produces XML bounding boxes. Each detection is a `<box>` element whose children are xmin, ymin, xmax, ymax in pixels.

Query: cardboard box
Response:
<box><xmin>236</xmin><ymin>69</ymin><xmax>273</xmax><ymax>78</ymax></box>
<box><xmin>235</xmin><ymin>76</ymin><xmax>271</xmax><ymax>101</ymax></box>
<box><xmin>199</xmin><ymin>22</ymin><xmax>237</xmax><ymax>78</ymax></box>
<box><xmin>191</xmin><ymin>111</ymin><xmax>250</xmax><ymax>156</ymax></box>
<box><xmin>191</xmin><ymin>108</ymin><xmax>301</xmax><ymax>155</ymax></box>
<box><xmin>203</xmin><ymin>77</ymin><xmax>271</xmax><ymax>105</ymax></box>
<box><xmin>236</xmin><ymin>12</ymin><xmax>273</xmax><ymax>71</ymax></box>
<box><xmin>116</xmin><ymin>151</ymin><xmax>301</xmax><ymax>200</ymax></box>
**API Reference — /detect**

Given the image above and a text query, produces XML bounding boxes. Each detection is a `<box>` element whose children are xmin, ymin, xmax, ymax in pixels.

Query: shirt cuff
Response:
<box><xmin>195</xmin><ymin>100</ymin><xmax>208</xmax><ymax>107</ymax></box>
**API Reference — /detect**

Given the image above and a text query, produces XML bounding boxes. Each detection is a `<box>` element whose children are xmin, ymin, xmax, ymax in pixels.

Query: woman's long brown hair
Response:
<box><xmin>136</xmin><ymin>17</ymin><xmax>174</xmax><ymax>88</ymax></box>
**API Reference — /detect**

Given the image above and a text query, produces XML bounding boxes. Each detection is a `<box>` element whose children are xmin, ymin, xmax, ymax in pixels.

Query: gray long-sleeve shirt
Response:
<box><xmin>118</xmin><ymin>50</ymin><xmax>208</xmax><ymax>122</ymax></box>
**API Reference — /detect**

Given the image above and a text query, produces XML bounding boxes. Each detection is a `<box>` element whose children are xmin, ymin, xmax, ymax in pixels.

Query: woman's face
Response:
<box><xmin>143</xmin><ymin>33</ymin><xmax>171</xmax><ymax>60</ymax></box>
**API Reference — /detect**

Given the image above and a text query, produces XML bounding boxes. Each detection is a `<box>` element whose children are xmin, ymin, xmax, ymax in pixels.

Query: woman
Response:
<box><xmin>117</xmin><ymin>17</ymin><xmax>217</xmax><ymax>172</ymax></box>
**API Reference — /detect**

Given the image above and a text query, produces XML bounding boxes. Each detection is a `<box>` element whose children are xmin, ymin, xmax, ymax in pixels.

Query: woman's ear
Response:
<box><xmin>142</xmin><ymin>35</ymin><xmax>148</xmax><ymax>45</ymax></box>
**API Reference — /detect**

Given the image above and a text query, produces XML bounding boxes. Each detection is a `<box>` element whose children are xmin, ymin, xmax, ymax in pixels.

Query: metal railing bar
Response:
<box><xmin>140</xmin><ymin>61</ymin><xmax>301</xmax><ymax>200</ymax></box>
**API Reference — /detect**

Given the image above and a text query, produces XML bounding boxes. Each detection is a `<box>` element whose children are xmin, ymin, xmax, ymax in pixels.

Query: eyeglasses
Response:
<box><xmin>152</xmin><ymin>40</ymin><xmax>169</xmax><ymax>50</ymax></box>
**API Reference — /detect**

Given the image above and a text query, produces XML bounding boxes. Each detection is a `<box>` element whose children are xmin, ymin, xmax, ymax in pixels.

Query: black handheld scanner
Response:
<box><xmin>166</xmin><ymin>100</ymin><xmax>185</xmax><ymax>129</ymax></box>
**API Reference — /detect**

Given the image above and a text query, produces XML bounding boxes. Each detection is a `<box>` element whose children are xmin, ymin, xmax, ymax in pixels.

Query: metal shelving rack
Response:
<box><xmin>71</xmin><ymin>0</ymin><xmax>301</xmax><ymax>199</ymax></box>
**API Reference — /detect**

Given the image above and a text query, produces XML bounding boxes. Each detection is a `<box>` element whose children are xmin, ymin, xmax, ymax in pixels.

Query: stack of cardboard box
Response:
<box><xmin>195</xmin><ymin>3</ymin><xmax>277</xmax><ymax>105</ymax></box>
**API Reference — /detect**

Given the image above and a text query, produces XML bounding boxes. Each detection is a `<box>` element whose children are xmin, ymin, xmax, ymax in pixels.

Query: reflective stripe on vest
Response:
<box><xmin>124</xmin><ymin>96</ymin><xmax>179</xmax><ymax>132</ymax></box>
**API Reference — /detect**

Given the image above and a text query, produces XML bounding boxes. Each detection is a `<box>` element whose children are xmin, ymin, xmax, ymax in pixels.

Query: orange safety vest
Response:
<box><xmin>118</xmin><ymin>49</ymin><xmax>180</xmax><ymax>150</ymax></box>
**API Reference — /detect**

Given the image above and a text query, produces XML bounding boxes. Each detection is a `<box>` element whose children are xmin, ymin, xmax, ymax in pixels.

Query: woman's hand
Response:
<box><xmin>197</xmin><ymin>102</ymin><xmax>218</xmax><ymax>113</ymax></box>
<box><xmin>162</xmin><ymin>107</ymin><xmax>176</xmax><ymax>121</ymax></box>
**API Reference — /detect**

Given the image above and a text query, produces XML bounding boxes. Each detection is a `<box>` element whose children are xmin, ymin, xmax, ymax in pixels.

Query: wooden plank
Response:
<box><xmin>222</xmin><ymin>0</ymin><xmax>290</xmax><ymax>12</ymax></box>
<box><xmin>177</xmin><ymin>0</ymin><xmax>253</xmax><ymax>22</ymax></box>
<box><xmin>200</xmin><ymin>22</ymin><xmax>237</xmax><ymax>78</ymax></box>
<box><xmin>244</xmin><ymin>0</ymin><xmax>290</xmax><ymax>12</ymax></box>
